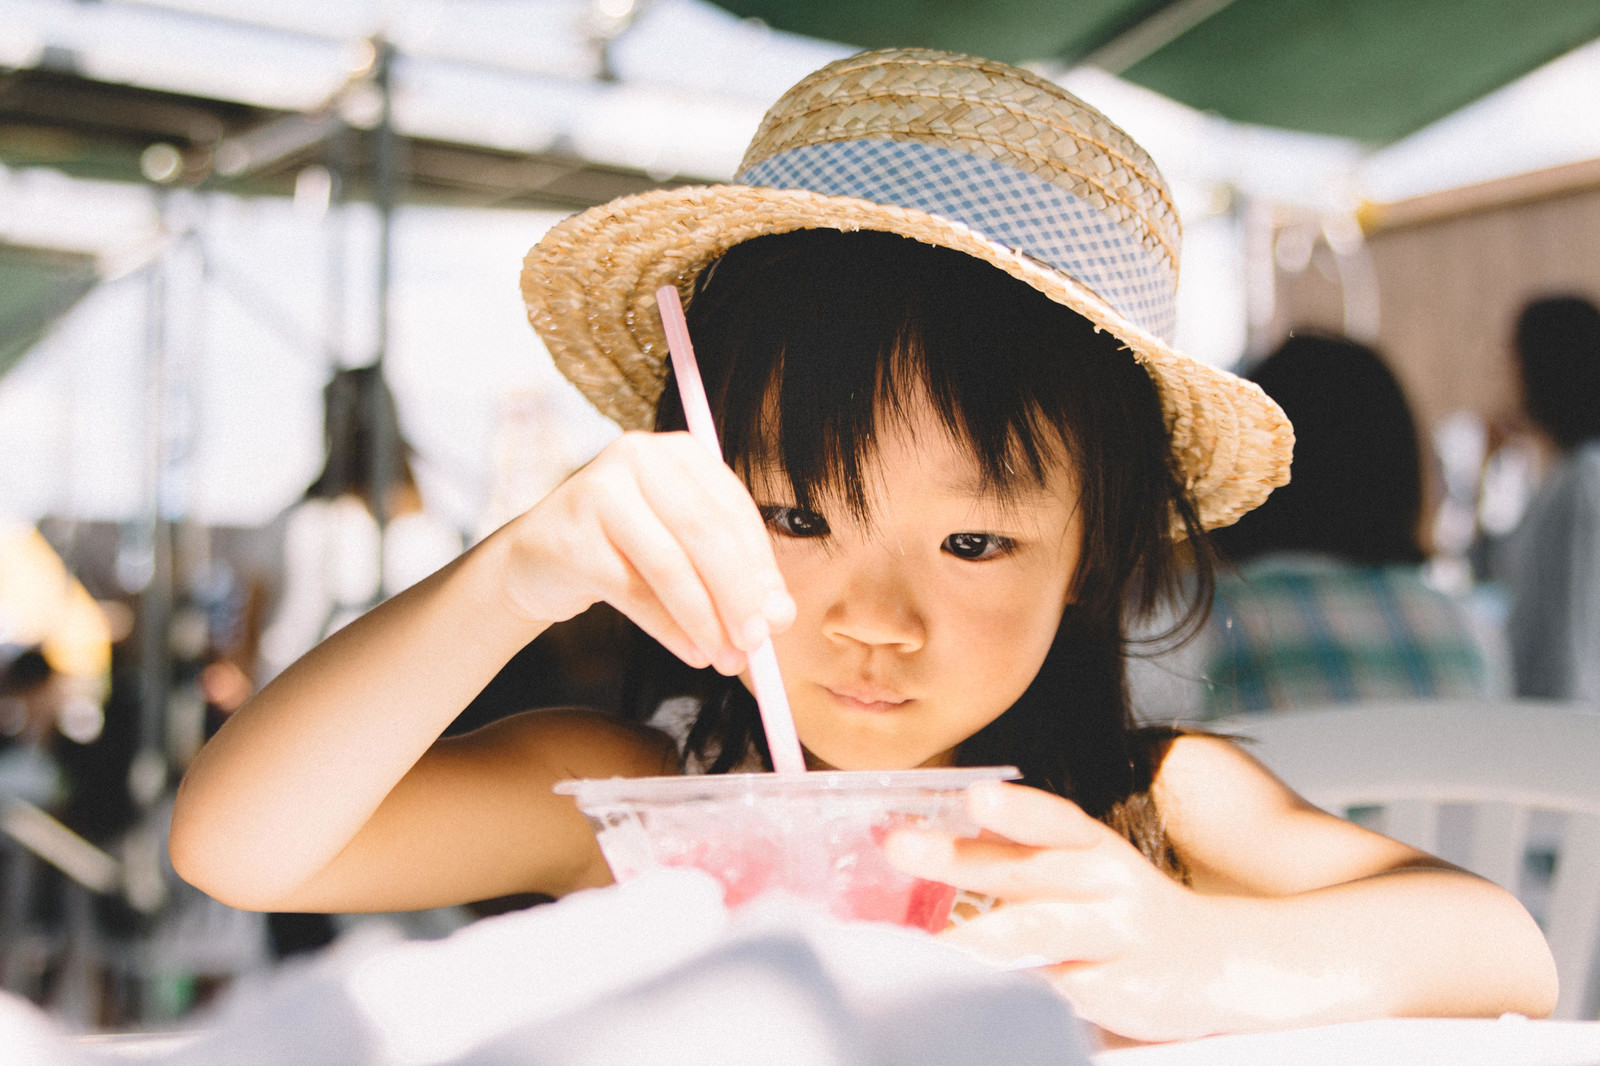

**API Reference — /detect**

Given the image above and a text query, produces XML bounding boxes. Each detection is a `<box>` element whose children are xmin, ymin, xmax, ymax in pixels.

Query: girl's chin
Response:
<box><xmin>799</xmin><ymin>746</ymin><xmax>956</xmax><ymax>773</ymax></box>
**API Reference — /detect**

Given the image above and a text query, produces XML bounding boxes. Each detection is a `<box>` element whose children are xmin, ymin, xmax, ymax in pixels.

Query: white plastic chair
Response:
<box><xmin>1207</xmin><ymin>699</ymin><xmax>1600</xmax><ymax>1020</ymax></box>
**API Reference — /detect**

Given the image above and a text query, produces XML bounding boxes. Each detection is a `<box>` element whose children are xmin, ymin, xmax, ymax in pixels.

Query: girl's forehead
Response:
<box><xmin>747</xmin><ymin>398</ymin><xmax>1079</xmax><ymax>502</ymax></box>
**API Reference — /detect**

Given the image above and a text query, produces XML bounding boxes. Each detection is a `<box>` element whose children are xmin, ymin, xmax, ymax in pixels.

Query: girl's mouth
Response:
<box><xmin>824</xmin><ymin>685</ymin><xmax>911</xmax><ymax>712</ymax></box>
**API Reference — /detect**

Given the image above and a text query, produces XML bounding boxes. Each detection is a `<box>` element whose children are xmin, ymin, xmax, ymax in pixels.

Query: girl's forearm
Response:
<box><xmin>167</xmin><ymin>531</ymin><xmax>549</xmax><ymax>909</ymax></box>
<box><xmin>1198</xmin><ymin>867</ymin><xmax>1558</xmax><ymax>1034</ymax></box>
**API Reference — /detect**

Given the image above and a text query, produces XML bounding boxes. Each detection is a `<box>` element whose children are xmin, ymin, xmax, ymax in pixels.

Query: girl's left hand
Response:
<box><xmin>883</xmin><ymin>780</ymin><xmax>1239</xmax><ymax>1043</ymax></box>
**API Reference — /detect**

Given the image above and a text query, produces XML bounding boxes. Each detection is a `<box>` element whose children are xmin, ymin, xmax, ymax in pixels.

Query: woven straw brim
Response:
<box><xmin>522</xmin><ymin>187</ymin><xmax>1291</xmax><ymax>531</ymax></box>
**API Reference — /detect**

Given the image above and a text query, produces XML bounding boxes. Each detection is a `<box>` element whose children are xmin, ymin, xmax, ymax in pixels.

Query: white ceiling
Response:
<box><xmin>1</xmin><ymin>0</ymin><xmax>1596</xmax><ymax>529</ymax></box>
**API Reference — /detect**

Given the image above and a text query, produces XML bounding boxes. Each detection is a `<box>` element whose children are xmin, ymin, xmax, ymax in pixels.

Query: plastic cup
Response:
<box><xmin>555</xmin><ymin>766</ymin><xmax>1020</xmax><ymax>932</ymax></box>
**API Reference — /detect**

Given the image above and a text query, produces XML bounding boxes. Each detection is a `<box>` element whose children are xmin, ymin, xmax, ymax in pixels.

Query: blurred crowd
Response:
<box><xmin>0</xmin><ymin>363</ymin><xmax>620</xmax><ymax>1030</ymax></box>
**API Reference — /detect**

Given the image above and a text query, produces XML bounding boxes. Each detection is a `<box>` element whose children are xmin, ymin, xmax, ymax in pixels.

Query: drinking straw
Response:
<box><xmin>656</xmin><ymin>285</ymin><xmax>807</xmax><ymax>775</ymax></box>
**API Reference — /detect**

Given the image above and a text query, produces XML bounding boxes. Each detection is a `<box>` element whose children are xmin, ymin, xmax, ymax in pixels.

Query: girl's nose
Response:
<box><xmin>820</xmin><ymin>554</ymin><xmax>927</xmax><ymax>652</ymax></box>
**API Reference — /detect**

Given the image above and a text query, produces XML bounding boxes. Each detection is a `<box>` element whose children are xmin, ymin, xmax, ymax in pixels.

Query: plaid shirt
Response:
<box><xmin>1195</xmin><ymin>554</ymin><xmax>1492</xmax><ymax>718</ymax></box>
<box><xmin>1500</xmin><ymin>443</ymin><xmax>1600</xmax><ymax>702</ymax></box>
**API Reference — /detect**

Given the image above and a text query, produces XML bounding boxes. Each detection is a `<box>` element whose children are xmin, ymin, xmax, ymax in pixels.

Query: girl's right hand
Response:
<box><xmin>497</xmin><ymin>430</ymin><xmax>796</xmax><ymax>675</ymax></box>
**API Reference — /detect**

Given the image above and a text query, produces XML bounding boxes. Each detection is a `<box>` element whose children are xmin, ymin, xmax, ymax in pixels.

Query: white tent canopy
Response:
<box><xmin>2</xmin><ymin>0</ymin><xmax>1597</xmax><ymax>528</ymax></box>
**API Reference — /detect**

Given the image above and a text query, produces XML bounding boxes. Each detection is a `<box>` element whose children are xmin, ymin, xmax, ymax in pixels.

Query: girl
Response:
<box><xmin>169</xmin><ymin>48</ymin><xmax>1557</xmax><ymax>1042</ymax></box>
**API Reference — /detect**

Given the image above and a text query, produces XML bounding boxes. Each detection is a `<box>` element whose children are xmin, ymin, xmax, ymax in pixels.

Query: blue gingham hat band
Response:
<box><xmin>738</xmin><ymin>139</ymin><xmax>1178</xmax><ymax>343</ymax></box>
<box><xmin>522</xmin><ymin>48</ymin><xmax>1295</xmax><ymax>530</ymax></box>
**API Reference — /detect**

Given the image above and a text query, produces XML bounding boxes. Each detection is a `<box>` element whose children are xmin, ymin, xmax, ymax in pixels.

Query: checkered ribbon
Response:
<box><xmin>738</xmin><ymin>139</ymin><xmax>1177</xmax><ymax>342</ymax></box>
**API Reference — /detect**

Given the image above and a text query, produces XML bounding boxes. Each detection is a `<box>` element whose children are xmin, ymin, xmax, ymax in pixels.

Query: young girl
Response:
<box><xmin>169</xmin><ymin>47</ymin><xmax>1557</xmax><ymax>1042</ymax></box>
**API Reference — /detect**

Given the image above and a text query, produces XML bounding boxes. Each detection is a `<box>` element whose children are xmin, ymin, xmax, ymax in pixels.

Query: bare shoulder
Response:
<box><xmin>446</xmin><ymin>706</ymin><xmax>680</xmax><ymax>782</ymax></box>
<box><xmin>1150</xmin><ymin>730</ymin><xmax>1425</xmax><ymax>895</ymax></box>
<box><xmin>1150</xmin><ymin>731</ymin><xmax>1294</xmax><ymax>817</ymax></box>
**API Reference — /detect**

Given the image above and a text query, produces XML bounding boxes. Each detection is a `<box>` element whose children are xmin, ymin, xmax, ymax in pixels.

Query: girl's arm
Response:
<box><xmin>169</xmin><ymin>431</ymin><xmax>794</xmax><ymax>914</ymax></box>
<box><xmin>885</xmin><ymin>735</ymin><xmax>1558</xmax><ymax>1042</ymax></box>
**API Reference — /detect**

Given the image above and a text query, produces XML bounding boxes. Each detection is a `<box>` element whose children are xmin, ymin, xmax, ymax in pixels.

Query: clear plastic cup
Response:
<box><xmin>555</xmin><ymin>766</ymin><xmax>1020</xmax><ymax>932</ymax></box>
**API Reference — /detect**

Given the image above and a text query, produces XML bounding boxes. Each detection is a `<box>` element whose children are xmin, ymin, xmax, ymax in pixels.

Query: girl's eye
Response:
<box><xmin>943</xmin><ymin>532</ymin><xmax>1013</xmax><ymax>561</ymax></box>
<box><xmin>761</xmin><ymin>506</ymin><xmax>830</xmax><ymax>539</ymax></box>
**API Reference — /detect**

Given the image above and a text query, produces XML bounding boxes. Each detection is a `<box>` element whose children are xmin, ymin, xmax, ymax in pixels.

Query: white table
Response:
<box><xmin>1095</xmin><ymin>1016</ymin><xmax>1600</xmax><ymax>1066</ymax></box>
<box><xmin>51</xmin><ymin>873</ymin><xmax>1600</xmax><ymax>1066</ymax></box>
<box><xmin>79</xmin><ymin>1017</ymin><xmax>1600</xmax><ymax>1065</ymax></box>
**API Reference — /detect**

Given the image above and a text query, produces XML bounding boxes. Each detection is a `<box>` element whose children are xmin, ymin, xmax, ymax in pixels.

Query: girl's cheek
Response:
<box><xmin>770</xmin><ymin>545</ymin><xmax>832</xmax><ymax>602</ymax></box>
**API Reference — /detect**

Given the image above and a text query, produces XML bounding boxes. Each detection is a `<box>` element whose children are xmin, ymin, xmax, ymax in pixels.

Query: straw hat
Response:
<box><xmin>522</xmin><ymin>47</ymin><xmax>1292</xmax><ymax>529</ymax></box>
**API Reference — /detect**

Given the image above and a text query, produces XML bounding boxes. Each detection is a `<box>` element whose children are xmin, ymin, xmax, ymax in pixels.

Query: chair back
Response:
<box><xmin>1209</xmin><ymin>699</ymin><xmax>1600</xmax><ymax>1020</ymax></box>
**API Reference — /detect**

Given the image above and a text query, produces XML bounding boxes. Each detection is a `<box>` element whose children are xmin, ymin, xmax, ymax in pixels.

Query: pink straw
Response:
<box><xmin>656</xmin><ymin>285</ymin><xmax>807</xmax><ymax>775</ymax></box>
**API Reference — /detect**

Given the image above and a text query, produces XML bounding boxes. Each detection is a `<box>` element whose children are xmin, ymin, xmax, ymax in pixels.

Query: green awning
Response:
<box><xmin>0</xmin><ymin>244</ymin><xmax>99</xmax><ymax>380</ymax></box>
<box><xmin>706</xmin><ymin>0</ymin><xmax>1600</xmax><ymax>144</ymax></box>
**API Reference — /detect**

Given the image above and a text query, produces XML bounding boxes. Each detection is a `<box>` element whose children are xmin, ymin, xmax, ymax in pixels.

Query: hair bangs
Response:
<box><xmin>673</xmin><ymin>231</ymin><xmax>1076</xmax><ymax>531</ymax></box>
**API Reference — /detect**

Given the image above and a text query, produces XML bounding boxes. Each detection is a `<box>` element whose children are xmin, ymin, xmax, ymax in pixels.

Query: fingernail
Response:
<box><xmin>966</xmin><ymin>779</ymin><xmax>1006</xmax><ymax>816</ymax></box>
<box><xmin>762</xmin><ymin>589</ymin><xmax>795</xmax><ymax>626</ymax></box>
<box><xmin>738</xmin><ymin>615</ymin><xmax>770</xmax><ymax>650</ymax></box>
<box><xmin>884</xmin><ymin>829</ymin><xmax>948</xmax><ymax>868</ymax></box>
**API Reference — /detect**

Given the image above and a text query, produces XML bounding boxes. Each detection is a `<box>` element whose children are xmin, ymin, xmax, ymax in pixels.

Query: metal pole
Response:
<box><xmin>368</xmin><ymin>35</ymin><xmax>397</xmax><ymax>561</ymax></box>
<box><xmin>137</xmin><ymin>222</ymin><xmax>172</xmax><ymax>782</ymax></box>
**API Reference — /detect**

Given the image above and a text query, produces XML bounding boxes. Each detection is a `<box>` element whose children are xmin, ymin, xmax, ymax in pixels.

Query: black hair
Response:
<box><xmin>0</xmin><ymin>648</ymin><xmax>53</xmax><ymax>696</ymax></box>
<box><xmin>1211</xmin><ymin>332</ymin><xmax>1426</xmax><ymax>566</ymax></box>
<box><xmin>304</xmin><ymin>364</ymin><xmax>419</xmax><ymax>508</ymax></box>
<box><xmin>623</xmin><ymin>229</ymin><xmax>1211</xmax><ymax>876</ymax></box>
<box><xmin>1513</xmin><ymin>295</ymin><xmax>1600</xmax><ymax>452</ymax></box>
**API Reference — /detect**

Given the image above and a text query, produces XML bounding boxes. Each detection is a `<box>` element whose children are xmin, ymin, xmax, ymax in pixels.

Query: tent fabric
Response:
<box><xmin>707</xmin><ymin>0</ymin><xmax>1600</xmax><ymax>144</ymax></box>
<box><xmin>0</xmin><ymin>244</ymin><xmax>99</xmax><ymax>381</ymax></box>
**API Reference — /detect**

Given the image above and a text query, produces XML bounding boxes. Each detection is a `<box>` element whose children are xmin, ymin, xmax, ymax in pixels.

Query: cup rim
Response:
<box><xmin>553</xmin><ymin>765</ymin><xmax>1021</xmax><ymax>804</ymax></box>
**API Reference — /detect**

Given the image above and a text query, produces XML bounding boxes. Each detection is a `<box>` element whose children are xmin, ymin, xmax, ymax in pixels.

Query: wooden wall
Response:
<box><xmin>1265</xmin><ymin>157</ymin><xmax>1600</xmax><ymax>439</ymax></box>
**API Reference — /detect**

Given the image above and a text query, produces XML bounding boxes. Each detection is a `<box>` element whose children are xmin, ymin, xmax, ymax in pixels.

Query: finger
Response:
<box><xmin>883</xmin><ymin>783</ymin><xmax>1131</xmax><ymax>903</ymax></box>
<box><xmin>884</xmin><ymin>826</ymin><xmax>1128</xmax><ymax>904</ymax></box>
<box><xmin>938</xmin><ymin>900</ymin><xmax>1123</xmax><ymax>968</ymax></box>
<box><xmin>598</xmin><ymin>486</ymin><xmax>749</xmax><ymax>674</ymax></box>
<box><xmin>605</xmin><ymin>565</ymin><xmax>715</xmax><ymax>672</ymax></box>
<box><xmin>637</xmin><ymin>435</ymin><xmax>795</xmax><ymax>647</ymax></box>
<box><xmin>964</xmin><ymin>781</ymin><xmax>1106</xmax><ymax>850</ymax></box>
<box><xmin>544</xmin><ymin>486</ymin><xmax>718</xmax><ymax>670</ymax></box>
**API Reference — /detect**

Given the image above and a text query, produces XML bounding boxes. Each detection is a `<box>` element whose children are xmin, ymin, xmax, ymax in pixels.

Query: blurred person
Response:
<box><xmin>0</xmin><ymin>522</ymin><xmax>113</xmax><ymax>970</ymax></box>
<box><xmin>0</xmin><ymin>520</ymin><xmax>112</xmax><ymax>733</ymax></box>
<box><xmin>0</xmin><ymin>649</ymin><xmax>68</xmax><ymax>1007</ymax></box>
<box><xmin>0</xmin><ymin>649</ymin><xmax>69</xmax><ymax>807</ymax></box>
<box><xmin>257</xmin><ymin>365</ymin><xmax>464</xmax><ymax>685</ymax></box>
<box><xmin>1133</xmin><ymin>332</ymin><xmax>1501</xmax><ymax>719</ymax></box>
<box><xmin>0</xmin><ymin>648</ymin><xmax>129</xmax><ymax>1016</ymax></box>
<box><xmin>1494</xmin><ymin>295</ymin><xmax>1600</xmax><ymax>702</ymax></box>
